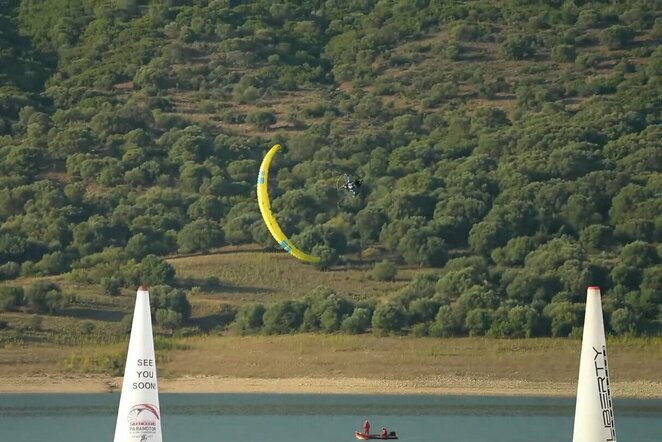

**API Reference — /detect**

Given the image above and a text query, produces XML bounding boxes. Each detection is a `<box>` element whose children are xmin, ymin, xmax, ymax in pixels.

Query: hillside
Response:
<box><xmin>0</xmin><ymin>0</ymin><xmax>660</xmax><ymax>358</ymax></box>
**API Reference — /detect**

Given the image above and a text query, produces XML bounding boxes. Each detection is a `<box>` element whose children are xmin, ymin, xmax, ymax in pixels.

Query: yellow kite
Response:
<box><xmin>256</xmin><ymin>144</ymin><xmax>320</xmax><ymax>263</ymax></box>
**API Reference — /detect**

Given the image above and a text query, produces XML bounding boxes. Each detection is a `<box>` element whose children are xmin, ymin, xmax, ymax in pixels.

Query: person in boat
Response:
<box><xmin>363</xmin><ymin>420</ymin><xmax>370</xmax><ymax>435</ymax></box>
<box><xmin>381</xmin><ymin>427</ymin><xmax>388</xmax><ymax>438</ymax></box>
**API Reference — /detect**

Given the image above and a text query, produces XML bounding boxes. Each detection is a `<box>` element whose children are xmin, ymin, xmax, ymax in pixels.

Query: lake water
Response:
<box><xmin>0</xmin><ymin>393</ymin><xmax>660</xmax><ymax>441</ymax></box>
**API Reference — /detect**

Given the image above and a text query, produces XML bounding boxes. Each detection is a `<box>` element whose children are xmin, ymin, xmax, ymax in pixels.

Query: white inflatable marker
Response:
<box><xmin>113</xmin><ymin>286</ymin><xmax>163</xmax><ymax>442</ymax></box>
<box><xmin>572</xmin><ymin>286</ymin><xmax>616</xmax><ymax>442</ymax></box>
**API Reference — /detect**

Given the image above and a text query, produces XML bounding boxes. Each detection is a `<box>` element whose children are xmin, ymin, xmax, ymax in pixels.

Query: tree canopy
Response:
<box><xmin>0</xmin><ymin>0</ymin><xmax>659</xmax><ymax>338</ymax></box>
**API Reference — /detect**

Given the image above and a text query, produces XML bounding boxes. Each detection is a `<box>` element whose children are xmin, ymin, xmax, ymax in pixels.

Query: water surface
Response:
<box><xmin>0</xmin><ymin>393</ymin><xmax>660</xmax><ymax>441</ymax></box>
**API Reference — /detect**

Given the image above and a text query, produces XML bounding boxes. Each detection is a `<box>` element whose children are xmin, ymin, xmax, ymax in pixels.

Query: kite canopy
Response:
<box><xmin>256</xmin><ymin>144</ymin><xmax>320</xmax><ymax>263</ymax></box>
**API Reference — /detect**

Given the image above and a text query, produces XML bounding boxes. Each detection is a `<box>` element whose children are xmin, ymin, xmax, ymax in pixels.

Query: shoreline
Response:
<box><xmin>1</xmin><ymin>375</ymin><xmax>660</xmax><ymax>398</ymax></box>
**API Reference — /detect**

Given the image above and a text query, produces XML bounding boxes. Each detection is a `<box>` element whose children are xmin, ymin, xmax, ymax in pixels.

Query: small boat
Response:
<box><xmin>355</xmin><ymin>431</ymin><xmax>398</xmax><ymax>440</ymax></box>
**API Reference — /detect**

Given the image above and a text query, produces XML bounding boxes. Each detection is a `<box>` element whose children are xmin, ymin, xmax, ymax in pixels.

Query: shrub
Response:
<box><xmin>155</xmin><ymin>309</ymin><xmax>183</xmax><ymax>333</ymax></box>
<box><xmin>204</xmin><ymin>276</ymin><xmax>221</xmax><ymax>289</ymax></box>
<box><xmin>25</xmin><ymin>281</ymin><xmax>64</xmax><ymax>314</ymax></box>
<box><xmin>246</xmin><ymin>110</ymin><xmax>277</xmax><ymax>131</ymax></box>
<box><xmin>575</xmin><ymin>52</ymin><xmax>602</xmax><ymax>69</ymax></box>
<box><xmin>340</xmin><ymin>307</ymin><xmax>372</xmax><ymax>334</ymax></box>
<box><xmin>429</xmin><ymin>305</ymin><xmax>461</xmax><ymax>337</ymax></box>
<box><xmin>313</xmin><ymin>245</ymin><xmax>340</xmax><ymax>270</ymax></box>
<box><xmin>372</xmin><ymin>260</ymin><xmax>397</xmax><ymax>281</ymax></box>
<box><xmin>410</xmin><ymin>322</ymin><xmax>429</xmax><ymax>337</ymax></box>
<box><xmin>465</xmin><ymin>308</ymin><xmax>492</xmax><ymax>336</ymax></box>
<box><xmin>27</xmin><ymin>314</ymin><xmax>42</xmax><ymax>330</ymax></box>
<box><xmin>0</xmin><ymin>286</ymin><xmax>24</xmax><ymax>312</ymax></box>
<box><xmin>177</xmin><ymin>219</ymin><xmax>225</xmax><ymax>253</ymax></box>
<box><xmin>234</xmin><ymin>303</ymin><xmax>266</xmax><ymax>334</ymax></box>
<box><xmin>80</xmin><ymin>321</ymin><xmax>95</xmax><ymax>335</ymax></box>
<box><xmin>101</xmin><ymin>277</ymin><xmax>122</xmax><ymax>296</ymax></box>
<box><xmin>552</xmin><ymin>44</ymin><xmax>576</xmax><ymax>62</ymax></box>
<box><xmin>502</xmin><ymin>36</ymin><xmax>537</xmax><ymax>60</ymax></box>
<box><xmin>610</xmin><ymin>307</ymin><xmax>637</xmax><ymax>335</ymax></box>
<box><xmin>0</xmin><ymin>262</ymin><xmax>20</xmax><ymax>280</ymax></box>
<box><xmin>601</xmin><ymin>25</ymin><xmax>635</xmax><ymax>50</ymax></box>
<box><xmin>262</xmin><ymin>300</ymin><xmax>306</xmax><ymax>334</ymax></box>
<box><xmin>371</xmin><ymin>303</ymin><xmax>407</xmax><ymax>335</ymax></box>
<box><xmin>215</xmin><ymin>304</ymin><xmax>237</xmax><ymax>330</ymax></box>
<box><xmin>619</xmin><ymin>241</ymin><xmax>659</xmax><ymax>268</ymax></box>
<box><xmin>150</xmin><ymin>286</ymin><xmax>191</xmax><ymax>322</ymax></box>
<box><xmin>132</xmin><ymin>255</ymin><xmax>176</xmax><ymax>287</ymax></box>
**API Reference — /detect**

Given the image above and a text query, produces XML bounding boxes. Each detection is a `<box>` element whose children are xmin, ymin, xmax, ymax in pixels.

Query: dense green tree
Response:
<box><xmin>397</xmin><ymin>229</ymin><xmax>448</xmax><ymax>267</ymax></box>
<box><xmin>177</xmin><ymin>219</ymin><xmax>225</xmax><ymax>253</ymax></box>
<box><xmin>187</xmin><ymin>195</ymin><xmax>224</xmax><ymax>221</ymax></box>
<box><xmin>619</xmin><ymin>241</ymin><xmax>659</xmax><ymax>268</ymax></box>
<box><xmin>124</xmin><ymin>233</ymin><xmax>151</xmax><ymax>260</ymax></box>
<box><xmin>131</xmin><ymin>255</ymin><xmax>176</xmax><ymax>287</ymax></box>
<box><xmin>166</xmin><ymin>126</ymin><xmax>213</xmax><ymax>163</ymax></box>
<box><xmin>101</xmin><ymin>277</ymin><xmax>122</xmax><ymax>296</ymax></box>
<box><xmin>579</xmin><ymin>225</ymin><xmax>613</xmax><ymax>252</ymax></box>
<box><xmin>610</xmin><ymin>307</ymin><xmax>637</xmax><ymax>335</ymax></box>
<box><xmin>468</xmin><ymin>221</ymin><xmax>508</xmax><ymax>256</ymax></box>
<box><xmin>25</xmin><ymin>281</ymin><xmax>64</xmax><ymax>314</ymax></box>
<box><xmin>150</xmin><ymin>286</ymin><xmax>191</xmax><ymax>322</ymax></box>
<box><xmin>504</xmin><ymin>271</ymin><xmax>555</xmax><ymax>304</ymax></box>
<box><xmin>246</xmin><ymin>110</ymin><xmax>277</xmax><ymax>131</ymax></box>
<box><xmin>371</xmin><ymin>303</ymin><xmax>407</xmax><ymax>336</ymax></box>
<box><xmin>301</xmin><ymin>287</ymin><xmax>353</xmax><ymax>332</ymax></box>
<box><xmin>262</xmin><ymin>300</ymin><xmax>306</xmax><ymax>334</ymax></box>
<box><xmin>312</xmin><ymin>244</ymin><xmax>340</xmax><ymax>270</ymax></box>
<box><xmin>491</xmin><ymin>236</ymin><xmax>538</xmax><ymax>267</ymax></box>
<box><xmin>36</xmin><ymin>251</ymin><xmax>70</xmax><ymax>275</ymax></box>
<box><xmin>543</xmin><ymin>302</ymin><xmax>583</xmax><ymax>337</ymax></box>
<box><xmin>356</xmin><ymin>206</ymin><xmax>387</xmax><ymax>245</ymax></box>
<box><xmin>502</xmin><ymin>35</ymin><xmax>537</xmax><ymax>60</ymax></box>
<box><xmin>492</xmin><ymin>305</ymin><xmax>543</xmax><ymax>338</ymax></box>
<box><xmin>0</xmin><ymin>233</ymin><xmax>28</xmax><ymax>263</ymax></box>
<box><xmin>465</xmin><ymin>308</ymin><xmax>492</xmax><ymax>336</ymax></box>
<box><xmin>407</xmin><ymin>298</ymin><xmax>440</xmax><ymax>324</ymax></box>
<box><xmin>551</xmin><ymin>44</ymin><xmax>576</xmax><ymax>62</ymax></box>
<box><xmin>340</xmin><ymin>307</ymin><xmax>372</xmax><ymax>334</ymax></box>
<box><xmin>429</xmin><ymin>305</ymin><xmax>462</xmax><ymax>337</ymax></box>
<box><xmin>611</xmin><ymin>264</ymin><xmax>642</xmax><ymax>289</ymax></box>
<box><xmin>179</xmin><ymin>163</ymin><xmax>211</xmax><ymax>193</ymax></box>
<box><xmin>0</xmin><ymin>262</ymin><xmax>21</xmax><ymax>280</ymax></box>
<box><xmin>601</xmin><ymin>25</ymin><xmax>635</xmax><ymax>49</ymax></box>
<box><xmin>72</xmin><ymin>216</ymin><xmax>114</xmax><ymax>256</ymax></box>
<box><xmin>0</xmin><ymin>0</ymin><xmax>658</xmax><ymax>338</ymax></box>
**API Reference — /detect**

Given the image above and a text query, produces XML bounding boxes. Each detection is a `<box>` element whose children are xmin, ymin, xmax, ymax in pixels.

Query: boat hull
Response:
<box><xmin>355</xmin><ymin>431</ymin><xmax>398</xmax><ymax>440</ymax></box>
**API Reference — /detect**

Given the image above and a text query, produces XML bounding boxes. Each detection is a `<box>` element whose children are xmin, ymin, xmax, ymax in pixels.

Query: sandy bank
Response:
<box><xmin>1</xmin><ymin>375</ymin><xmax>660</xmax><ymax>398</ymax></box>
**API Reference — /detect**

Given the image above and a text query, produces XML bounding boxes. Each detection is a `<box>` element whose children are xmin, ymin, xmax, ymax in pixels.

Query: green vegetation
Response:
<box><xmin>0</xmin><ymin>0</ymin><xmax>660</xmax><ymax>356</ymax></box>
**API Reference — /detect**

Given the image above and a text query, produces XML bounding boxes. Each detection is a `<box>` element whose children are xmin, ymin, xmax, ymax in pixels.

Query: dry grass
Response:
<box><xmin>168</xmin><ymin>248</ymin><xmax>419</xmax><ymax>305</ymax></box>
<box><xmin>3</xmin><ymin>335</ymin><xmax>659</xmax><ymax>387</ymax></box>
<box><xmin>162</xmin><ymin>335</ymin><xmax>662</xmax><ymax>383</ymax></box>
<box><xmin>0</xmin><ymin>247</ymin><xmax>420</xmax><ymax>350</ymax></box>
<box><xmin>0</xmin><ymin>247</ymin><xmax>418</xmax><ymax>346</ymax></box>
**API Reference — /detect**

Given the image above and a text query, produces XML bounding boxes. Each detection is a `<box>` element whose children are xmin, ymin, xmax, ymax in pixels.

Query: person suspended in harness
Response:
<box><xmin>340</xmin><ymin>173</ymin><xmax>362</xmax><ymax>197</ymax></box>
